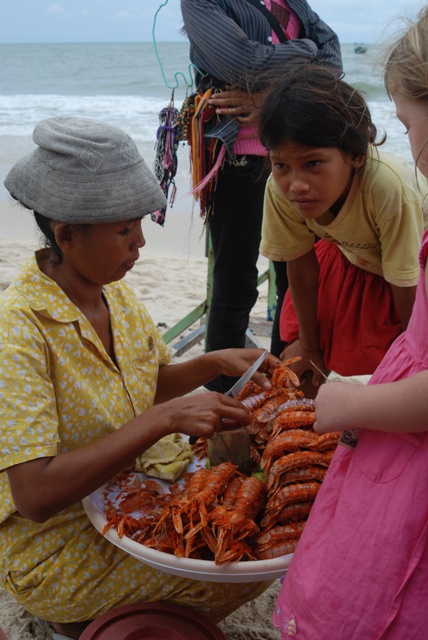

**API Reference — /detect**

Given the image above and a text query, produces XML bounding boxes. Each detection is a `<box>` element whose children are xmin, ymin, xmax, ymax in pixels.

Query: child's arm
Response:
<box><xmin>391</xmin><ymin>283</ymin><xmax>417</xmax><ymax>329</ymax></box>
<box><xmin>288</xmin><ymin>249</ymin><xmax>319</xmax><ymax>350</ymax></box>
<box><xmin>281</xmin><ymin>249</ymin><xmax>326</xmax><ymax>385</ymax></box>
<box><xmin>314</xmin><ymin>373</ymin><xmax>428</xmax><ymax>434</ymax></box>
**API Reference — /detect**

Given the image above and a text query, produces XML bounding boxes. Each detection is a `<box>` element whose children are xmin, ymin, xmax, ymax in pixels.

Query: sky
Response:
<box><xmin>0</xmin><ymin>0</ymin><xmax>425</xmax><ymax>45</ymax></box>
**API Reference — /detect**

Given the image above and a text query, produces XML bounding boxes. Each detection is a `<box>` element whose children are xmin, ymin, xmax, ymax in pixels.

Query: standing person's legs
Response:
<box><xmin>205</xmin><ymin>156</ymin><xmax>266</xmax><ymax>392</ymax></box>
<box><xmin>270</xmin><ymin>260</ymin><xmax>288</xmax><ymax>357</ymax></box>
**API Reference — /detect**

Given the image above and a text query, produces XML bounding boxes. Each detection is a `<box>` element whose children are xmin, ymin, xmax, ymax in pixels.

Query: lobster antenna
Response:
<box><xmin>309</xmin><ymin>360</ymin><xmax>329</xmax><ymax>382</ymax></box>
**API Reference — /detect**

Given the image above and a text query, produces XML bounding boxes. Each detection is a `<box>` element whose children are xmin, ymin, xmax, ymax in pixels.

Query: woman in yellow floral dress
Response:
<box><xmin>0</xmin><ymin>116</ymin><xmax>277</xmax><ymax>639</ymax></box>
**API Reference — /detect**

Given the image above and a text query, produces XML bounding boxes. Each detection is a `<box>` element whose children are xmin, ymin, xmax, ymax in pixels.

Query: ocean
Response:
<box><xmin>0</xmin><ymin>41</ymin><xmax>413</xmax><ymax>184</ymax></box>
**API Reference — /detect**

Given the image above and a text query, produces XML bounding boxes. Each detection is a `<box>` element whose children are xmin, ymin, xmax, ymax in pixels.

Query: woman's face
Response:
<box><xmin>269</xmin><ymin>141</ymin><xmax>359</xmax><ymax>219</ymax></box>
<box><xmin>392</xmin><ymin>91</ymin><xmax>428</xmax><ymax>178</ymax></box>
<box><xmin>71</xmin><ymin>218</ymin><xmax>145</xmax><ymax>285</ymax></box>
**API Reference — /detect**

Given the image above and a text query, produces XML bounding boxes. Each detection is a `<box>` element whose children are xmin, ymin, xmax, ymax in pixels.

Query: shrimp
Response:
<box><xmin>214</xmin><ymin>476</ymin><xmax>265</xmax><ymax>563</ymax></box>
<box><xmin>264</xmin><ymin>481</ymin><xmax>321</xmax><ymax>515</ymax></box>
<box><xmin>254</xmin><ymin>539</ymin><xmax>299</xmax><ymax>560</ymax></box>
<box><xmin>266</xmin><ymin>451</ymin><xmax>331</xmax><ymax>493</ymax></box>
<box><xmin>260</xmin><ymin>500</ymin><xmax>314</xmax><ymax>531</ymax></box>
<box><xmin>181</xmin><ymin>462</ymin><xmax>237</xmax><ymax>539</ymax></box>
<box><xmin>281</xmin><ymin>465</ymin><xmax>327</xmax><ymax>485</ymax></box>
<box><xmin>260</xmin><ymin>429</ymin><xmax>319</xmax><ymax>472</ymax></box>
<box><xmin>306</xmin><ymin>432</ymin><xmax>340</xmax><ymax>451</ymax></box>
<box><xmin>271</xmin><ymin>357</ymin><xmax>302</xmax><ymax>388</ymax></box>
<box><xmin>170</xmin><ymin>467</ymin><xmax>210</xmax><ymax>534</ymax></box>
<box><xmin>251</xmin><ymin>392</ymin><xmax>294</xmax><ymax>427</ymax></box>
<box><xmin>270</xmin><ymin>411</ymin><xmax>316</xmax><ymax>438</ymax></box>
<box><xmin>254</xmin><ymin>522</ymin><xmax>306</xmax><ymax>551</ymax></box>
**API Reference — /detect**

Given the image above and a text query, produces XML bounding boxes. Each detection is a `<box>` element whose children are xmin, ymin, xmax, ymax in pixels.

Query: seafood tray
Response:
<box><xmin>83</xmin><ymin>360</ymin><xmax>339</xmax><ymax>582</ymax></box>
<box><xmin>83</xmin><ymin>455</ymin><xmax>293</xmax><ymax>582</ymax></box>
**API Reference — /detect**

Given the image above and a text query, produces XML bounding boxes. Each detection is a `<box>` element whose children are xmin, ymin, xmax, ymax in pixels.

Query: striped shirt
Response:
<box><xmin>181</xmin><ymin>0</ymin><xmax>342</xmax><ymax>88</ymax></box>
<box><xmin>181</xmin><ymin>0</ymin><xmax>342</xmax><ymax>155</ymax></box>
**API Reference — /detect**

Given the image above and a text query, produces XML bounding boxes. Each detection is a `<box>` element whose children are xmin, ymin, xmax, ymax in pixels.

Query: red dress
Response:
<box><xmin>279</xmin><ymin>240</ymin><xmax>402</xmax><ymax>376</ymax></box>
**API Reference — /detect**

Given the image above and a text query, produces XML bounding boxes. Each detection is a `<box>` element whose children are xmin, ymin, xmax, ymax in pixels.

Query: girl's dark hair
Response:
<box><xmin>259</xmin><ymin>64</ymin><xmax>381</xmax><ymax>157</ymax></box>
<box><xmin>33</xmin><ymin>211</ymin><xmax>63</xmax><ymax>264</ymax></box>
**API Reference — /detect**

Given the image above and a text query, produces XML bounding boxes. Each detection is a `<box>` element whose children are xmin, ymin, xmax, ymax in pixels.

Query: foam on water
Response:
<box><xmin>0</xmin><ymin>42</ymin><xmax>414</xmax><ymax>171</ymax></box>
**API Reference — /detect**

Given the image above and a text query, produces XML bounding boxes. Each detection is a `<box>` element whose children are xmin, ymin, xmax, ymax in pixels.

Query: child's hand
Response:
<box><xmin>280</xmin><ymin>340</ymin><xmax>327</xmax><ymax>390</ymax></box>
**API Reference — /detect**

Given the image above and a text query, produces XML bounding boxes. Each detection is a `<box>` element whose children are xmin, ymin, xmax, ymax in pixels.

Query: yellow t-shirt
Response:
<box><xmin>0</xmin><ymin>250</ymin><xmax>172</xmax><ymax>524</ymax></box>
<box><xmin>260</xmin><ymin>150</ymin><xmax>428</xmax><ymax>287</ymax></box>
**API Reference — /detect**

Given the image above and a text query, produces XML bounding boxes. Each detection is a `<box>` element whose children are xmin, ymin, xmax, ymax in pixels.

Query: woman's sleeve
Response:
<box><xmin>0</xmin><ymin>306</ymin><xmax>59</xmax><ymax>472</ymax></box>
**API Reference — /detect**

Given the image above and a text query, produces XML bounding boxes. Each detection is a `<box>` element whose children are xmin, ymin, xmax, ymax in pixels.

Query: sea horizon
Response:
<box><xmin>0</xmin><ymin>41</ymin><xmax>413</xmax><ymax>185</ymax></box>
<box><xmin>0</xmin><ymin>39</ymin><xmax>414</xmax><ymax>253</ymax></box>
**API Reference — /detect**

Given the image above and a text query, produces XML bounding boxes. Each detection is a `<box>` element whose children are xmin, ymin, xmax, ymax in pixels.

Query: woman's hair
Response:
<box><xmin>8</xmin><ymin>195</ymin><xmax>64</xmax><ymax>264</ymax></box>
<box><xmin>383</xmin><ymin>6</ymin><xmax>428</xmax><ymax>104</ymax></box>
<box><xmin>259</xmin><ymin>64</ymin><xmax>380</xmax><ymax>157</ymax></box>
<box><xmin>33</xmin><ymin>212</ymin><xmax>63</xmax><ymax>264</ymax></box>
<box><xmin>33</xmin><ymin>212</ymin><xmax>90</xmax><ymax>265</ymax></box>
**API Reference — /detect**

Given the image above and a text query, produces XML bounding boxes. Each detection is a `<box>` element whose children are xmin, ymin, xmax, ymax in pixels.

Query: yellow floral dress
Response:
<box><xmin>0</xmin><ymin>251</ymin><xmax>270</xmax><ymax>623</ymax></box>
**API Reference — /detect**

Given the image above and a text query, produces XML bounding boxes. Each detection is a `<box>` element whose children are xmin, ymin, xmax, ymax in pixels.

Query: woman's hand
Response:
<box><xmin>6</xmin><ymin>388</ymin><xmax>251</xmax><ymax>522</ymax></box>
<box><xmin>208</xmin><ymin>88</ymin><xmax>265</xmax><ymax>124</ymax></box>
<box><xmin>155</xmin><ymin>348</ymin><xmax>280</xmax><ymax>403</ymax></box>
<box><xmin>161</xmin><ymin>392</ymin><xmax>252</xmax><ymax>441</ymax></box>
<box><xmin>280</xmin><ymin>340</ymin><xmax>327</xmax><ymax>393</ymax></box>
<box><xmin>215</xmin><ymin>347</ymin><xmax>282</xmax><ymax>390</ymax></box>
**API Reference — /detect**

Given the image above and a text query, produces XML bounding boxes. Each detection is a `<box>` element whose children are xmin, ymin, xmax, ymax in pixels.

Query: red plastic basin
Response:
<box><xmin>80</xmin><ymin>601</ymin><xmax>227</xmax><ymax>640</ymax></box>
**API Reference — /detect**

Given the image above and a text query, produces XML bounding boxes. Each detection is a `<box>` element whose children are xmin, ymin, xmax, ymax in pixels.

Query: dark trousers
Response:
<box><xmin>205</xmin><ymin>156</ymin><xmax>288</xmax><ymax>392</ymax></box>
<box><xmin>270</xmin><ymin>259</ymin><xmax>288</xmax><ymax>357</ymax></box>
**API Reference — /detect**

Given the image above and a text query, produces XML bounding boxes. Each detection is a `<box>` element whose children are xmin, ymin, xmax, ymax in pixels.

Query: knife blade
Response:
<box><xmin>225</xmin><ymin>349</ymin><xmax>268</xmax><ymax>398</ymax></box>
<box><xmin>188</xmin><ymin>349</ymin><xmax>268</xmax><ymax>445</ymax></box>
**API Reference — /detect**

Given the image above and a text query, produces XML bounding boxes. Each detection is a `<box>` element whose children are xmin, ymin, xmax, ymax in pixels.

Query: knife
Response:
<box><xmin>188</xmin><ymin>349</ymin><xmax>268</xmax><ymax>444</ymax></box>
<box><xmin>206</xmin><ymin>348</ymin><xmax>268</xmax><ymax>470</ymax></box>
<box><xmin>224</xmin><ymin>348</ymin><xmax>268</xmax><ymax>398</ymax></box>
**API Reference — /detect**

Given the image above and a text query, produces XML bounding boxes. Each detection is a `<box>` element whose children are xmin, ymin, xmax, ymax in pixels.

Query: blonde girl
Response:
<box><xmin>271</xmin><ymin>11</ymin><xmax>428</xmax><ymax>639</ymax></box>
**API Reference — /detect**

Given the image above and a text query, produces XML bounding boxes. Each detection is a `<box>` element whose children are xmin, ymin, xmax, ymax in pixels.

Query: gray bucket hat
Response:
<box><xmin>4</xmin><ymin>116</ymin><xmax>166</xmax><ymax>224</ymax></box>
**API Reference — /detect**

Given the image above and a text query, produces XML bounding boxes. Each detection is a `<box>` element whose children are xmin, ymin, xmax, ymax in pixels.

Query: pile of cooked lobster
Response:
<box><xmin>101</xmin><ymin>359</ymin><xmax>339</xmax><ymax>565</ymax></box>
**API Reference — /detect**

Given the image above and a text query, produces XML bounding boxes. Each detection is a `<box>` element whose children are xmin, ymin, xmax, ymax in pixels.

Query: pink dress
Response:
<box><xmin>274</xmin><ymin>229</ymin><xmax>428</xmax><ymax>639</ymax></box>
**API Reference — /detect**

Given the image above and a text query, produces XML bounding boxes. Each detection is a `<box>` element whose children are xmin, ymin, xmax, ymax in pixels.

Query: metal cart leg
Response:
<box><xmin>163</xmin><ymin>230</ymin><xmax>276</xmax><ymax>356</ymax></box>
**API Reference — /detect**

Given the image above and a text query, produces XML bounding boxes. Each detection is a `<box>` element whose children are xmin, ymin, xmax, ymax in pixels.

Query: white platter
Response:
<box><xmin>82</xmin><ymin>457</ymin><xmax>293</xmax><ymax>583</ymax></box>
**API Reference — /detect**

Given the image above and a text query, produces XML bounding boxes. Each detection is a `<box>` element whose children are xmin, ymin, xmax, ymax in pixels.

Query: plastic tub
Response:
<box><xmin>80</xmin><ymin>601</ymin><xmax>227</xmax><ymax>640</ymax></box>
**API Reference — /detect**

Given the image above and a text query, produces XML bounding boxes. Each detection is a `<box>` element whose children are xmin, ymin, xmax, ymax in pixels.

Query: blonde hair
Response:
<box><xmin>383</xmin><ymin>6</ymin><xmax>428</xmax><ymax>104</ymax></box>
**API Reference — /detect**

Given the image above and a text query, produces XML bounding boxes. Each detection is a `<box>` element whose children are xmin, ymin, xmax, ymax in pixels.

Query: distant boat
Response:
<box><xmin>354</xmin><ymin>44</ymin><xmax>367</xmax><ymax>54</ymax></box>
